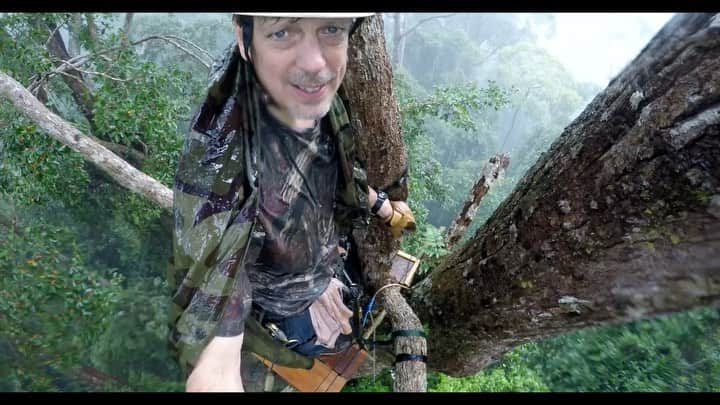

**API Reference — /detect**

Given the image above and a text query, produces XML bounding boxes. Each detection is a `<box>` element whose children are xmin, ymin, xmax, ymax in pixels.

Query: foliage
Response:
<box><xmin>89</xmin><ymin>279</ymin><xmax>184</xmax><ymax>392</ymax></box>
<box><xmin>522</xmin><ymin>307</ymin><xmax>720</xmax><ymax>391</ymax></box>
<box><xmin>347</xmin><ymin>307</ymin><xmax>720</xmax><ymax>392</ymax></box>
<box><xmin>0</xmin><ymin>12</ymin><xmax>210</xmax><ymax>390</ymax></box>
<box><xmin>0</xmin><ymin>197</ymin><xmax>124</xmax><ymax>391</ymax></box>
<box><xmin>0</xmin><ymin>112</ymin><xmax>91</xmax><ymax>209</ymax></box>
<box><xmin>427</xmin><ymin>346</ymin><xmax>550</xmax><ymax>392</ymax></box>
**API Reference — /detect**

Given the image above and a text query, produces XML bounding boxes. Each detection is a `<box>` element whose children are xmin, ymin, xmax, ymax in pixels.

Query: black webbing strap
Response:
<box><xmin>363</xmin><ymin>329</ymin><xmax>427</xmax><ymax>349</ymax></box>
<box><xmin>394</xmin><ymin>353</ymin><xmax>428</xmax><ymax>364</ymax></box>
<box><xmin>392</xmin><ymin>329</ymin><xmax>427</xmax><ymax>339</ymax></box>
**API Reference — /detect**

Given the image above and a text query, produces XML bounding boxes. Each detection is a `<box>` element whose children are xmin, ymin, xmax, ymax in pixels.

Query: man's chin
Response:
<box><xmin>290</xmin><ymin>105</ymin><xmax>332</xmax><ymax>123</ymax></box>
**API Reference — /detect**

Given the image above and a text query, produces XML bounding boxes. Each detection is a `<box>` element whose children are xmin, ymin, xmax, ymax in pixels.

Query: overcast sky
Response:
<box><xmin>533</xmin><ymin>13</ymin><xmax>675</xmax><ymax>87</ymax></box>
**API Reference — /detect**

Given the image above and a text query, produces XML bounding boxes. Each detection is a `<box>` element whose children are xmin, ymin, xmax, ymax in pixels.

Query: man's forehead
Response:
<box><xmin>255</xmin><ymin>16</ymin><xmax>353</xmax><ymax>28</ymax></box>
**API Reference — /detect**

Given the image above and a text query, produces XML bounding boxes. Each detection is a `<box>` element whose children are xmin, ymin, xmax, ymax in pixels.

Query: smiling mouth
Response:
<box><xmin>293</xmin><ymin>84</ymin><xmax>326</xmax><ymax>94</ymax></box>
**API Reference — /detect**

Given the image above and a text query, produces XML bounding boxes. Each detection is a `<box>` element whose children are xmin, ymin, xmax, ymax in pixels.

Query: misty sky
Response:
<box><xmin>534</xmin><ymin>13</ymin><xmax>675</xmax><ymax>87</ymax></box>
<box><xmin>137</xmin><ymin>13</ymin><xmax>673</xmax><ymax>92</ymax></box>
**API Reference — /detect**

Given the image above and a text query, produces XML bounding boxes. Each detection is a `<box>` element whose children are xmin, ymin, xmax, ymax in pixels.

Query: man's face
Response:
<box><xmin>239</xmin><ymin>17</ymin><xmax>353</xmax><ymax>130</ymax></box>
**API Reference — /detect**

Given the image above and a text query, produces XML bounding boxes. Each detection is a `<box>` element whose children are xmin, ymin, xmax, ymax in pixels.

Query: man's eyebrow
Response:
<box><xmin>258</xmin><ymin>17</ymin><xmax>301</xmax><ymax>29</ymax></box>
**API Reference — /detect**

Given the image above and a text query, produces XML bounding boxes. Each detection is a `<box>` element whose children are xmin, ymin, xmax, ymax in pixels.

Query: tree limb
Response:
<box><xmin>0</xmin><ymin>70</ymin><xmax>172</xmax><ymax>210</ymax></box>
<box><xmin>445</xmin><ymin>154</ymin><xmax>510</xmax><ymax>251</ymax></box>
<box><xmin>159</xmin><ymin>34</ymin><xmax>213</xmax><ymax>61</ymax></box>
<box><xmin>138</xmin><ymin>35</ymin><xmax>211</xmax><ymax>69</ymax></box>
<box><xmin>94</xmin><ymin>139</ymin><xmax>146</xmax><ymax>167</ymax></box>
<box><xmin>53</xmin><ymin>58</ymin><xmax>127</xmax><ymax>82</ymax></box>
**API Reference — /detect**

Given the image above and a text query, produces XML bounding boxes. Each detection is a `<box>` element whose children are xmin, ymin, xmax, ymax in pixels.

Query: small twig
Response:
<box><xmin>59</xmin><ymin>33</ymin><xmax>212</xmax><ymax>71</ymax></box>
<box><xmin>55</xmin><ymin>59</ymin><xmax>127</xmax><ymax>82</ymax></box>
<box><xmin>161</xmin><ymin>34</ymin><xmax>213</xmax><ymax>60</ymax></box>
<box><xmin>139</xmin><ymin>35</ymin><xmax>211</xmax><ymax>69</ymax></box>
<box><xmin>55</xmin><ymin>70</ymin><xmax>95</xmax><ymax>91</ymax></box>
<box><xmin>30</xmin><ymin>32</ymin><xmax>212</xmax><ymax>94</ymax></box>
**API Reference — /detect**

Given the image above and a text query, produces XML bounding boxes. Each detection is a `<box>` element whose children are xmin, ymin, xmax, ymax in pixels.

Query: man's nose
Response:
<box><xmin>295</xmin><ymin>37</ymin><xmax>327</xmax><ymax>74</ymax></box>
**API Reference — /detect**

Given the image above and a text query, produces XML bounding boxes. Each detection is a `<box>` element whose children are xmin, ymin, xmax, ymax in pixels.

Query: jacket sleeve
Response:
<box><xmin>167</xmin><ymin>97</ymin><xmax>256</xmax><ymax>370</ymax></box>
<box><xmin>329</xmin><ymin>95</ymin><xmax>370</xmax><ymax>232</ymax></box>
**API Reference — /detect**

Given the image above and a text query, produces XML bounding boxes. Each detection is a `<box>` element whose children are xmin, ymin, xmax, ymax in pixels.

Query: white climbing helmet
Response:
<box><xmin>232</xmin><ymin>12</ymin><xmax>376</xmax><ymax>18</ymax></box>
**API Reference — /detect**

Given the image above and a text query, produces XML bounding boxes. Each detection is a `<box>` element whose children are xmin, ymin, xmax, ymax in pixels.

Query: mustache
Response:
<box><xmin>288</xmin><ymin>69</ymin><xmax>336</xmax><ymax>87</ymax></box>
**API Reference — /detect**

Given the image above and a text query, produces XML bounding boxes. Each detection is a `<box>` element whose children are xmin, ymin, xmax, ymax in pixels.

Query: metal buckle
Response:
<box><xmin>265</xmin><ymin>322</ymin><xmax>299</xmax><ymax>346</ymax></box>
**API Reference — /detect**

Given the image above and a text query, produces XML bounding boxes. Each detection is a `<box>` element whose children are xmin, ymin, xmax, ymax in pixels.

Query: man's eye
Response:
<box><xmin>270</xmin><ymin>30</ymin><xmax>288</xmax><ymax>40</ymax></box>
<box><xmin>323</xmin><ymin>26</ymin><xmax>343</xmax><ymax>35</ymax></box>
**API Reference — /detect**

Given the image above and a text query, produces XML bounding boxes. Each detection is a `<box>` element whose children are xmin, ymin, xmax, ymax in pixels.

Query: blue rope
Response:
<box><xmin>361</xmin><ymin>297</ymin><xmax>376</xmax><ymax>327</ymax></box>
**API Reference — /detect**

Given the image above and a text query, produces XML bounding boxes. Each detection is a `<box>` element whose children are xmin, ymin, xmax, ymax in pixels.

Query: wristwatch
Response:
<box><xmin>371</xmin><ymin>190</ymin><xmax>388</xmax><ymax>217</ymax></box>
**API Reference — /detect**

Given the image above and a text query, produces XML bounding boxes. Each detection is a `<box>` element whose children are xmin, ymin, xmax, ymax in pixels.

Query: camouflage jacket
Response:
<box><xmin>167</xmin><ymin>43</ymin><xmax>369</xmax><ymax>372</ymax></box>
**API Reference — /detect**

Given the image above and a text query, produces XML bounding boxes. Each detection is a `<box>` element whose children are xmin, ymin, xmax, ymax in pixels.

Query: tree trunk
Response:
<box><xmin>68</xmin><ymin>14</ymin><xmax>83</xmax><ymax>57</ymax></box>
<box><xmin>411</xmin><ymin>13</ymin><xmax>720</xmax><ymax>376</ymax></box>
<box><xmin>45</xmin><ymin>21</ymin><xmax>95</xmax><ymax>130</ymax></box>
<box><xmin>0</xmin><ymin>71</ymin><xmax>172</xmax><ymax>210</ymax></box>
<box><xmin>392</xmin><ymin>13</ymin><xmax>456</xmax><ymax>69</ymax></box>
<box><xmin>392</xmin><ymin>13</ymin><xmax>405</xmax><ymax>68</ymax></box>
<box><xmin>85</xmin><ymin>14</ymin><xmax>98</xmax><ymax>45</ymax></box>
<box><xmin>343</xmin><ymin>15</ymin><xmax>427</xmax><ymax>392</ymax></box>
<box><xmin>123</xmin><ymin>13</ymin><xmax>134</xmax><ymax>44</ymax></box>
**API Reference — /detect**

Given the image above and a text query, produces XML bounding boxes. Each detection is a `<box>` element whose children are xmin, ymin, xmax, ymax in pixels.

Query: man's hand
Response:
<box><xmin>187</xmin><ymin>334</ymin><xmax>245</xmax><ymax>392</ymax></box>
<box><xmin>309</xmin><ymin>278</ymin><xmax>353</xmax><ymax>349</ymax></box>
<box><xmin>384</xmin><ymin>200</ymin><xmax>416</xmax><ymax>238</ymax></box>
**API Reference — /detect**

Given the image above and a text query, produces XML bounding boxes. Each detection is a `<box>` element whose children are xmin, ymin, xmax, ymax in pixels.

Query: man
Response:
<box><xmin>168</xmin><ymin>13</ymin><xmax>416</xmax><ymax>391</ymax></box>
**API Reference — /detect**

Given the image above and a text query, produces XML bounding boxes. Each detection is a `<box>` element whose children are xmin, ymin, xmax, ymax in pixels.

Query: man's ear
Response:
<box><xmin>233</xmin><ymin>23</ymin><xmax>249</xmax><ymax>61</ymax></box>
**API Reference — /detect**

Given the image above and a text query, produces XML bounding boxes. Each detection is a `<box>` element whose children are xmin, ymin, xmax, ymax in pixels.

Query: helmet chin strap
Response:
<box><xmin>349</xmin><ymin>17</ymin><xmax>365</xmax><ymax>36</ymax></box>
<box><xmin>242</xmin><ymin>18</ymin><xmax>253</xmax><ymax>63</ymax></box>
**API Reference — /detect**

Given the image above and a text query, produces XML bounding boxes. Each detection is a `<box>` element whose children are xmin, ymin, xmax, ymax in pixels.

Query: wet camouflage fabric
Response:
<box><xmin>167</xmin><ymin>42</ymin><xmax>369</xmax><ymax>373</ymax></box>
<box><xmin>248</xmin><ymin>102</ymin><xmax>341</xmax><ymax>316</ymax></box>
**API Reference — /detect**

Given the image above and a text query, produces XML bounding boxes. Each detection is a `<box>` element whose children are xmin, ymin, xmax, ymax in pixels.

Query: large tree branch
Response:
<box><xmin>411</xmin><ymin>12</ymin><xmax>720</xmax><ymax>376</ymax></box>
<box><xmin>0</xmin><ymin>70</ymin><xmax>172</xmax><ymax>210</ymax></box>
